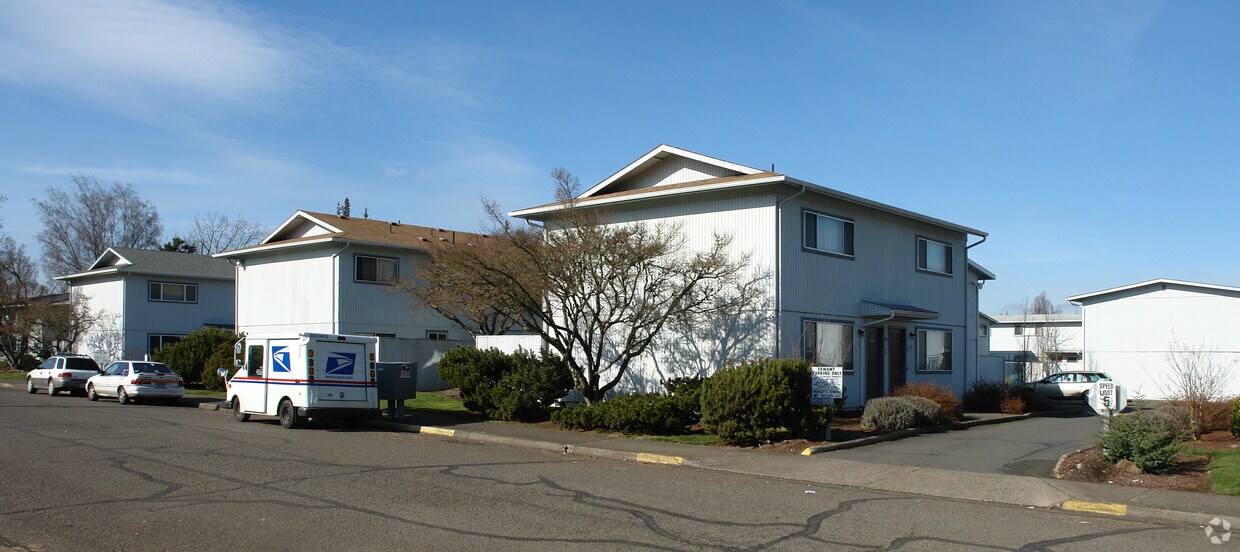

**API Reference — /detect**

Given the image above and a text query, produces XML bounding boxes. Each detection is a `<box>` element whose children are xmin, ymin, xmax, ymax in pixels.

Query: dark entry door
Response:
<box><xmin>865</xmin><ymin>330</ymin><xmax>884</xmax><ymax>400</ymax></box>
<box><xmin>887</xmin><ymin>327</ymin><xmax>907</xmax><ymax>393</ymax></box>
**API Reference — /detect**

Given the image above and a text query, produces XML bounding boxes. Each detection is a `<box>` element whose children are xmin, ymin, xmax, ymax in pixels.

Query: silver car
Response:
<box><xmin>1024</xmin><ymin>371</ymin><xmax>1111</xmax><ymax>399</ymax></box>
<box><xmin>26</xmin><ymin>354</ymin><xmax>101</xmax><ymax>396</ymax></box>
<box><xmin>87</xmin><ymin>361</ymin><xmax>185</xmax><ymax>405</ymax></box>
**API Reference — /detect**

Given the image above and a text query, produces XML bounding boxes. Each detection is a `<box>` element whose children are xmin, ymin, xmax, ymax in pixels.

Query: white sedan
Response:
<box><xmin>87</xmin><ymin>361</ymin><xmax>185</xmax><ymax>405</ymax></box>
<box><xmin>1023</xmin><ymin>371</ymin><xmax>1112</xmax><ymax>399</ymax></box>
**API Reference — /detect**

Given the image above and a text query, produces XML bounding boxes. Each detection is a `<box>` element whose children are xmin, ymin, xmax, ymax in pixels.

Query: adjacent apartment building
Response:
<box><xmin>1067</xmin><ymin>278</ymin><xmax>1240</xmax><ymax>399</ymax></box>
<box><xmin>57</xmin><ymin>247</ymin><xmax>236</xmax><ymax>363</ymax></box>
<box><xmin>987</xmin><ymin>312</ymin><xmax>1083</xmax><ymax>381</ymax></box>
<box><xmin>511</xmin><ymin>145</ymin><xmax>992</xmax><ymax>408</ymax></box>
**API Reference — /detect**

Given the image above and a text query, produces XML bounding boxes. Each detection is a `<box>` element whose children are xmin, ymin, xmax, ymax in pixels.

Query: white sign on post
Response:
<box><xmin>811</xmin><ymin>366</ymin><xmax>844</xmax><ymax>406</ymax></box>
<box><xmin>1088</xmin><ymin>380</ymin><xmax>1127</xmax><ymax>415</ymax></box>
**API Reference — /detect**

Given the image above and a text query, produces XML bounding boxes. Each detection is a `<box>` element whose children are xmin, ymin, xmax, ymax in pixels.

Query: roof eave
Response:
<box><xmin>214</xmin><ymin>236</ymin><xmax>340</xmax><ymax>258</ymax></box>
<box><xmin>510</xmin><ymin>175</ymin><xmax>788</xmax><ymax>219</ymax></box>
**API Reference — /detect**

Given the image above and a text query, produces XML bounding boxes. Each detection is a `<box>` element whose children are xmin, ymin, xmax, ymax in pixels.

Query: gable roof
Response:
<box><xmin>1066</xmin><ymin>278</ymin><xmax>1240</xmax><ymax>304</ymax></box>
<box><xmin>510</xmin><ymin>145</ymin><xmax>986</xmax><ymax>238</ymax></box>
<box><xmin>56</xmin><ymin>247</ymin><xmax>235</xmax><ymax>283</ymax></box>
<box><xmin>216</xmin><ymin>210</ymin><xmax>485</xmax><ymax>258</ymax></box>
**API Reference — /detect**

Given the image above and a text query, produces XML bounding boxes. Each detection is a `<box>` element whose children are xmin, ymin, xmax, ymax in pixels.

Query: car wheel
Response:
<box><xmin>278</xmin><ymin>399</ymin><xmax>300</xmax><ymax>429</ymax></box>
<box><xmin>26</xmin><ymin>378</ymin><xmax>36</xmax><ymax>394</ymax></box>
<box><xmin>87</xmin><ymin>384</ymin><xmax>98</xmax><ymax>401</ymax></box>
<box><xmin>47</xmin><ymin>379</ymin><xmax>57</xmax><ymax>397</ymax></box>
<box><xmin>231</xmin><ymin>398</ymin><xmax>250</xmax><ymax>422</ymax></box>
<box><xmin>117</xmin><ymin>387</ymin><xmax>131</xmax><ymax>405</ymax></box>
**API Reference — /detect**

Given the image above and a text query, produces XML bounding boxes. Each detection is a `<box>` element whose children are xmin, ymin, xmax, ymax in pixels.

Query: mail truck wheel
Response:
<box><xmin>279</xmin><ymin>399</ymin><xmax>300</xmax><ymax>429</ymax></box>
<box><xmin>231</xmin><ymin>398</ymin><xmax>249</xmax><ymax>422</ymax></box>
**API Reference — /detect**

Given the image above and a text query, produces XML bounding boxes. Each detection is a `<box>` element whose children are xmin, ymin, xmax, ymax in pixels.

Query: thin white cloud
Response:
<box><xmin>383</xmin><ymin>166</ymin><xmax>408</xmax><ymax>177</ymax></box>
<box><xmin>12</xmin><ymin>163</ymin><xmax>213</xmax><ymax>186</ymax></box>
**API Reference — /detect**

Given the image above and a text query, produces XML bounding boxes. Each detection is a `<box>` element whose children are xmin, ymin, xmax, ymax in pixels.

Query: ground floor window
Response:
<box><xmin>148</xmin><ymin>334</ymin><xmax>182</xmax><ymax>355</ymax></box>
<box><xmin>802</xmin><ymin>320</ymin><xmax>854</xmax><ymax>372</ymax></box>
<box><xmin>917</xmin><ymin>329</ymin><xmax>952</xmax><ymax>372</ymax></box>
<box><xmin>426</xmin><ymin>330</ymin><xmax>448</xmax><ymax>340</ymax></box>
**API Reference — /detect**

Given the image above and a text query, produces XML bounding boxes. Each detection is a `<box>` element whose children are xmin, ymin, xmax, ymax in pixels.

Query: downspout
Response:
<box><xmin>774</xmin><ymin>184</ymin><xmax>807</xmax><ymax>357</ymax></box>
<box><xmin>965</xmin><ymin>233</ymin><xmax>985</xmax><ymax>387</ymax></box>
<box><xmin>966</xmin><ymin>234</ymin><xmax>987</xmax><ymax>250</ymax></box>
<box><xmin>331</xmin><ymin>243</ymin><xmax>352</xmax><ymax>334</ymax></box>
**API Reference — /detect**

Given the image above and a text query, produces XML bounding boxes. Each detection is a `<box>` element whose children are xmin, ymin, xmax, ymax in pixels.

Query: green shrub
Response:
<box><xmin>199</xmin><ymin>344</ymin><xmax>233</xmax><ymax>391</ymax></box>
<box><xmin>861</xmin><ymin>396</ymin><xmax>947</xmax><ymax>431</ymax></box>
<box><xmin>1232</xmin><ymin>398</ymin><xmax>1240</xmax><ymax>438</ymax></box>
<box><xmin>552</xmin><ymin>392</ymin><xmax>695</xmax><ymax>434</ymax></box>
<box><xmin>1096</xmin><ymin>410</ymin><xmax>1187</xmax><ymax>474</ymax></box>
<box><xmin>860</xmin><ymin>397</ymin><xmax>919</xmax><ymax>431</ymax></box>
<box><xmin>152</xmin><ymin>327</ymin><xmax>239</xmax><ymax>384</ymax></box>
<box><xmin>892</xmin><ymin>382</ymin><xmax>962</xmax><ymax>421</ymax></box>
<box><xmin>663</xmin><ymin>376</ymin><xmax>707</xmax><ymax>424</ymax></box>
<box><xmin>700</xmin><ymin>358</ymin><xmax>815</xmax><ymax>445</ymax></box>
<box><xmin>438</xmin><ymin>347</ymin><xmax>572</xmax><ymax>422</ymax></box>
<box><xmin>963</xmin><ymin>380</ymin><xmax>1008</xmax><ymax>413</ymax></box>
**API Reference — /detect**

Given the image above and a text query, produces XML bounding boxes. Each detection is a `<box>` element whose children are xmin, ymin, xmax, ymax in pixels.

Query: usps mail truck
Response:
<box><xmin>224</xmin><ymin>333</ymin><xmax>380</xmax><ymax>429</ymax></box>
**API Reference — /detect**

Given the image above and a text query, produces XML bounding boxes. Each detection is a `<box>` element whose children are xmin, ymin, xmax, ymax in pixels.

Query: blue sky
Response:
<box><xmin>1</xmin><ymin>0</ymin><xmax>1236</xmax><ymax>314</ymax></box>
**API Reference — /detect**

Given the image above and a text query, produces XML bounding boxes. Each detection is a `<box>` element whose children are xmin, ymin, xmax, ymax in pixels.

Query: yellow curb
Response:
<box><xmin>419</xmin><ymin>427</ymin><xmax>456</xmax><ymax>437</ymax></box>
<box><xmin>1062</xmin><ymin>500</ymin><xmax>1128</xmax><ymax>516</ymax></box>
<box><xmin>635</xmin><ymin>453</ymin><xmax>684</xmax><ymax>466</ymax></box>
<box><xmin>800</xmin><ymin>448</ymin><xmax>815</xmax><ymax>456</ymax></box>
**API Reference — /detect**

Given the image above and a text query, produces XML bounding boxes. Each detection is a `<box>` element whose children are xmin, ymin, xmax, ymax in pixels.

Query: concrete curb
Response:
<box><xmin>1048</xmin><ymin>449</ymin><xmax>1227</xmax><ymax>526</ymax></box>
<box><xmin>800</xmin><ymin>412</ymin><xmax>1035</xmax><ymax>455</ymax></box>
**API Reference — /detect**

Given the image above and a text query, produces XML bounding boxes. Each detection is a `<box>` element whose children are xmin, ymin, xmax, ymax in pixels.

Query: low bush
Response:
<box><xmin>199</xmin><ymin>344</ymin><xmax>232</xmax><ymax>391</ymax></box>
<box><xmin>892</xmin><ymin>382</ymin><xmax>962</xmax><ymax>421</ymax></box>
<box><xmin>963</xmin><ymin>380</ymin><xmax>1008</xmax><ymax>413</ymax></box>
<box><xmin>1202</xmin><ymin>400</ymin><xmax>1233</xmax><ymax>434</ymax></box>
<box><xmin>438</xmin><ymin>347</ymin><xmax>573</xmax><ymax>422</ymax></box>
<box><xmin>700</xmin><ymin>358</ymin><xmax>815</xmax><ymax>446</ymax></box>
<box><xmin>1096</xmin><ymin>410</ymin><xmax>1187</xmax><ymax>474</ymax></box>
<box><xmin>861</xmin><ymin>395</ymin><xmax>946</xmax><ymax>432</ymax></box>
<box><xmin>552</xmin><ymin>392</ymin><xmax>695</xmax><ymax>434</ymax></box>
<box><xmin>152</xmin><ymin>326</ymin><xmax>239</xmax><ymax>384</ymax></box>
<box><xmin>1232</xmin><ymin>398</ymin><xmax>1240</xmax><ymax>438</ymax></box>
<box><xmin>663</xmin><ymin>376</ymin><xmax>707</xmax><ymax>425</ymax></box>
<box><xmin>1000</xmin><ymin>396</ymin><xmax>1026</xmax><ymax>415</ymax></box>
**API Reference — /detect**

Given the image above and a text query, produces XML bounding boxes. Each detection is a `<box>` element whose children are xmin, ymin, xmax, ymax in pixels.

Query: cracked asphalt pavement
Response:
<box><xmin>0</xmin><ymin>388</ymin><xmax>1221</xmax><ymax>551</ymax></box>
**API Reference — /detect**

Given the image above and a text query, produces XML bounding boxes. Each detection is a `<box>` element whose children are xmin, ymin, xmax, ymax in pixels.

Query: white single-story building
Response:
<box><xmin>57</xmin><ymin>247</ymin><xmax>236</xmax><ymax>364</ymax></box>
<box><xmin>1067</xmin><ymin>278</ymin><xmax>1240</xmax><ymax>400</ymax></box>
<box><xmin>987</xmin><ymin>312</ymin><xmax>1083</xmax><ymax>381</ymax></box>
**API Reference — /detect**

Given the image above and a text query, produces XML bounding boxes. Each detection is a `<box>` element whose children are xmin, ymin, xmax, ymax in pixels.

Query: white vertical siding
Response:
<box><xmin>1081</xmin><ymin>285</ymin><xmax>1240</xmax><ymax>399</ymax></box>
<box><xmin>235</xmin><ymin>246</ymin><xmax>337</xmax><ymax>335</ymax></box>
<box><xmin>73</xmin><ymin>277</ymin><xmax>125</xmax><ymax>359</ymax></box>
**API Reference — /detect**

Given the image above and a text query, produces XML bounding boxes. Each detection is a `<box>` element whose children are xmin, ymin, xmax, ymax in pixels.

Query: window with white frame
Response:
<box><xmin>802</xmin><ymin>320</ymin><xmax>854</xmax><ymax>372</ymax></box>
<box><xmin>804</xmin><ymin>211</ymin><xmax>855</xmax><ymax>257</ymax></box>
<box><xmin>916</xmin><ymin>237</ymin><xmax>953</xmax><ymax>275</ymax></box>
<box><xmin>917</xmin><ymin>329</ymin><xmax>952</xmax><ymax>372</ymax></box>
<box><xmin>355</xmin><ymin>255</ymin><xmax>398</xmax><ymax>284</ymax></box>
<box><xmin>149</xmin><ymin>281</ymin><xmax>197</xmax><ymax>303</ymax></box>
<box><xmin>426</xmin><ymin>330</ymin><xmax>448</xmax><ymax>340</ymax></box>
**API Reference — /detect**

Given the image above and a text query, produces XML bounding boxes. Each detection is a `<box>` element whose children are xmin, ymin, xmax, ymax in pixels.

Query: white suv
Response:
<box><xmin>27</xmin><ymin>354</ymin><xmax>102</xmax><ymax>396</ymax></box>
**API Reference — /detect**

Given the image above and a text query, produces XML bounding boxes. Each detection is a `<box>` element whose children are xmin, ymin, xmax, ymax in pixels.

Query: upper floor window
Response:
<box><xmin>804</xmin><ymin>211</ymin><xmax>854</xmax><ymax>257</ymax></box>
<box><xmin>916</xmin><ymin>237</ymin><xmax>953</xmax><ymax>275</ymax></box>
<box><xmin>979</xmin><ymin>324</ymin><xmax>989</xmax><ymax>338</ymax></box>
<box><xmin>149</xmin><ymin>281</ymin><xmax>197</xmax><ymax>303</ymax></box>
<box><xmin>917</xmin><ymin>329</ymin><xmax>953</xmax><ymax>372</ymax></box>
<box><xmin>426</xmin><ymin>330</ymin><xmax>449</xmax><ymax>340</ymax></box>
<box><xmin>802</xmin><ymin>320</ymin><xmax>854</xmax><ymax>372</ymax></box>
<box><xmin>355</xmin><ymin>255</ymin><xmax>398</xmax><ymax>284</ymax></box>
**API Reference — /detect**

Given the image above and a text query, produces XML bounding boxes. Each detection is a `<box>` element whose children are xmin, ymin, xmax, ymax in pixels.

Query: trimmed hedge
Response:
<box><xmin>892</xmin><ymin>382</ymin><xmax>962</xmax><ymax>421</ymax></box>
<box><xmin>1097</xmin><ymin>410</ymin><xmax>1187</xmax><ymax>474</ymax></box>
<box><xmin>551</xmin><ymin>376</ymin><xmax>708</xmax><ymax>434</ymax></box>
<box><xmin>861</xmin><ymin>395</ymin><xmax>948</xmax><ymax>432</ymax></box>
<box><xmin>438</xmin><ymin>347</ymin><xmax>572</xmax><ymax>422</ymax></box>
<box><xmin>700</xmin><ymin>358</ymin><xmax>817</xmax><ymax>445</ymax></box>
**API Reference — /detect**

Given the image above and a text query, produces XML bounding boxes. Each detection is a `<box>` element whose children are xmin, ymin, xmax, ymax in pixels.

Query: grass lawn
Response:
<box><xmin>0</xmin><ymin>372</ymin><xmax>27</xmax><ymax>381</ymax></box>
<box><xmin>184</xmin><ymin>389</ymin><xmax>226</xmax><ymax>399</ymax></box>
<box><xmin>1186</xmin><ymin>448</ymin><xmax>1240</xmax><ymax>496</ymax></box>
<box><xmin>387</xmin><ymin>393</ymin><xmax>471</xmax><ymax>415</ymax></box>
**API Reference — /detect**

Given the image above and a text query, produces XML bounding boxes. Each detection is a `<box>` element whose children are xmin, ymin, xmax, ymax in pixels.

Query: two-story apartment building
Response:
<box><xmin>57</xmin><ymin>247</ymin><xmax>236</xmax><ymax>363</ymax></box>
<box><xmin>511</xmin><ymin>145</ymin><xmax>992</xmax><ymax>408</ymax></box>
<box><xmin>987</xmin><ymin>312</ymin><xmax>1083</xmax><ymax>381</ymax></box>
<box><xmin>215</xmin><ymin>211</ymin><xmax>478</xmax><ymax>390</ymax></box>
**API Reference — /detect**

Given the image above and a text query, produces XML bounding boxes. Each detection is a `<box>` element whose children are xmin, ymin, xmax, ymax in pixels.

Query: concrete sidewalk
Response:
<box><xmin>184</xmin><ymin>396</ymin><xmax>1240</xmax><ymax>527</ymax></box>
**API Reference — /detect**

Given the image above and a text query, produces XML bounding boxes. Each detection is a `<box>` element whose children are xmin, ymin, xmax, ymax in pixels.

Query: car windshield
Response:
<box><xmin>133</xmin><ymin>363</ymin><xmax>174</xmax><ymax>374</ymax></box>
<box><xmin>65</xmin><ymin>358</ymin><xmax>100</xmax><ymax>371</ymax></box>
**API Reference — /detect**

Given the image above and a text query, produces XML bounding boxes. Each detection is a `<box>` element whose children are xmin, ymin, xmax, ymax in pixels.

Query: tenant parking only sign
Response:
<box><xmin>811</xmin><ymin>366</ymin><xmax>844</xmax><ymax>406</ymax></box>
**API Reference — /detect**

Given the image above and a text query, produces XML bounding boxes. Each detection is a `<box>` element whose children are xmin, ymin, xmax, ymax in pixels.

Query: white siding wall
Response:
<box><xmin>73</xmin><ymin>277</ymin><xmax>125</xmax><ymax>361</ymax></box>
<box><xmin>989</xmin><ymin>323</ymin><xmax>1083</xmax><ymax>356</ymax></box>
<box><xmin>610</xmin><ymin>157</ymin><xmax>741</xmax><ymax>193</ymax></box>
<box><xmin>1080</xmin><ymin>286</ymin><xmax>1240</xmax><ymax>399</ymax></box>
<box><xmin>336</xmin><ymin>246</ymin><xmax>472</xmax><ymax>341</ymax></box>
<box><xmin>585</xmin><ymin>188</ymin><xmax>779</xmax><ymax>393</ymax></box>
<box><xmin>235</xmin><ymin>246</ymin><xmax>337</xmax><ymax>335</ymax></box>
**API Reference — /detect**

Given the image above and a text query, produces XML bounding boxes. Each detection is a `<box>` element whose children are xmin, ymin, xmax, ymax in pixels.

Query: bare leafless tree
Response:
<box><xmin>414</xmin><ymin>168</ymin><xmax>755</xmax><ymax>403</ymax></box>
<box><xmin>396</xmin><ymin>237</ymin><xmax>530</xmax><ymax>337</ymax></box>
<box><xmin>1162</xmin><ymin>339</ymin><xmax>1236</xmax><ymax>440</ymax></box>
<box><xmin>34</xmin><ymin>174</ymin><xmax>162</xmax><ymax>279</ymax></box>
<box><xmin>0</xmin><ymin>228</ymin><xmax>44</xmax><ymax>368</ymax></box>
<box><xmin>187</xmin><ymin>213</ymin><xmax>267</xmax><ymax>255</ymax></box>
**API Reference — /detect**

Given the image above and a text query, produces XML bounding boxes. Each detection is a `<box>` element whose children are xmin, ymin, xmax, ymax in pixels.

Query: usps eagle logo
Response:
<box><xmin>324</xmin><ymin>353</ymin><xmax>356</xmax><ymax>376</ymax></box>
<box><xmin>272</xmin><ymin>346</ymin><xmax>291</xmax><ymax>372</ymax></box>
